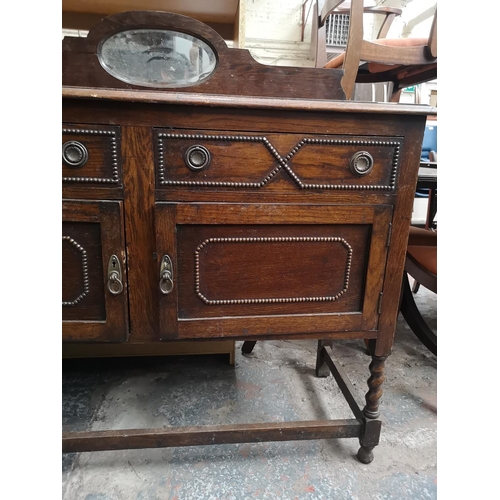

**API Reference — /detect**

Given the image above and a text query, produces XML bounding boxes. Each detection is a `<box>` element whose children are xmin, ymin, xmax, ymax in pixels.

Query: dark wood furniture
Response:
<box><xmin>62</xmin><ymin>10</ymin><xmax>433</xmax><ymax>463</ymax></box>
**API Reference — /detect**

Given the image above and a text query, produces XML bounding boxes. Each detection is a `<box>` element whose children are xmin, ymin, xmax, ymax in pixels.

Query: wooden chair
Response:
<box><xmin>312</xmin><ymin>1</ymin><xmax>402</xmax><ymax>69</ymax></box>
<box><xmin>319</xmin><ymin>0</ymin><xmax>437</xmax><ymax>101</ymax></box>
<box><xmin>400</xmin><ymin>226</ymin><xmax>437</xmax><ymax>355</ymax></box>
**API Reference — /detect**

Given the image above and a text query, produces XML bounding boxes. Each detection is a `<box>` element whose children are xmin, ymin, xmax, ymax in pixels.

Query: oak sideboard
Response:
<box><xmin>62</xmin><ymin>10</ymin><xmax>434</xmax><ymax>462</ymax></box>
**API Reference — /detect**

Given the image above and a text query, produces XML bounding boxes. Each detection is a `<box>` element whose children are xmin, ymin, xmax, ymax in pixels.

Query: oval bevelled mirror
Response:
<box><xmin>97</xmin><ymin>29</ymin><xmax>217</xmax><ymax>88</ymax></box>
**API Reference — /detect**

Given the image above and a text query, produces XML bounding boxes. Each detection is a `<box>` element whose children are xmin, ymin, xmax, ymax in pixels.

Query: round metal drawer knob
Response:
<box><xmin>350</xmin><ymin>151</ymin><xmax>374</xmax><ymax>176</ymax></box>
<box><xmin>62</xmin><ymin>140</ymin><xmax>88</xmax><ymax>168</ymax></box>
<box><xmin>185</xmin><ymin>145</ymin><xmax>211</xmax><ymax>171</ymax></box>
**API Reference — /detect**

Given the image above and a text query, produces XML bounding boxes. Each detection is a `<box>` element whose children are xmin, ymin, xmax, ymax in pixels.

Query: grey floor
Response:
<box><xmin>62</xmin><ymin>281</ymin><xmax>437</xmax><ymax>500</ymax></box>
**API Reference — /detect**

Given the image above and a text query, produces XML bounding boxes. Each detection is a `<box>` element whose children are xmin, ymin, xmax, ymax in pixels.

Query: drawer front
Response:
<box><xmin>62</xmin><ymin>200</ymin><xmax>128</xmax><ymax>342</ymax></box>
<box><xmin>154</xmin><ymin>129</ymin><xmax>403</xmax><ymax>192</ymax></box>
<box><xmin>155</xmin><ymin>203</ymin><xmax>393</xmax><ymax>339</ymax></box>
<box><xmin>62</xmin><ymin>124</ymin><xmax>122</xmax><ymax>186</ymax></box>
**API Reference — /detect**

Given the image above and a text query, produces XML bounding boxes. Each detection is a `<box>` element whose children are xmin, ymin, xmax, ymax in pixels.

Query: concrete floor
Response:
<box><xmin>62</xmin><ymin>282</ymin><xmax>437</xmax><ymax>500</ymax></box>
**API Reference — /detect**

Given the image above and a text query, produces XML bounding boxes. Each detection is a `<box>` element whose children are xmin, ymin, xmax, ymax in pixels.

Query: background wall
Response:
<box><xmin>243</xmin><ymin>0</ymin><xmax>314</xmax><ymax>66</ymax></box>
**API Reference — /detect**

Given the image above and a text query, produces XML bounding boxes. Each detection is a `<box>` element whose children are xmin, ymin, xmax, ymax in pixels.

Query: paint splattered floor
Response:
<box><xmin>63</xmin><ymin>283</ymin><xmax>436</xmax><ymax>499</ymax></box>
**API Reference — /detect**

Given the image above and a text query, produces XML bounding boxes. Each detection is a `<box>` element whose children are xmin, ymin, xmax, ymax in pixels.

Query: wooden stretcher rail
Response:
<box><xmin>62</xmin><ymin>419</ymin><xmax>363</xmax><ymax>453</ymax></box>
<box><xmin>322</xmin><ymin>345</ymin><xmax>365</xmax><ymax>420</ymax></box>
<box><xmin>62</xmin><ymin>326</ymin><xmax>382</xmax><ymax>463</ymax></box>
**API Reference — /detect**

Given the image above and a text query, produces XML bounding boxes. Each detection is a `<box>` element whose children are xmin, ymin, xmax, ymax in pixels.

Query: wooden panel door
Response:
<box><xmin>155</xmin><ymin>203</ymin><xmax>392</xmax><ymax>340</ymax></box>
<box><xmin>62</xmin><ymin>200</ymin><xmax>129</xmax><ymax>342</ymax></box>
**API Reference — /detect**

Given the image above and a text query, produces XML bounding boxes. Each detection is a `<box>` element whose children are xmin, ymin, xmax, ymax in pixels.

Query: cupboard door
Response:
<box><xmin>62</xmin><ymin>200</ymin><xmax>128</xmax><ymax>342</ymax></box>
<box><xmin>155</xmin><ymin>203</ymin><xmax>392</xmax><ymax>340</ymax></box>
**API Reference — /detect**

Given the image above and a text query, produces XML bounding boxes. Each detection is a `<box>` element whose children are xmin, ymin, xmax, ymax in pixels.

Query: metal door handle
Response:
<box><xmin>159</xmin><ymin>255</ymin><xmax>174</xmax><ymax>294</ymax></box>
<box><xmin>107</xmin><ymin>255</ymin><xmax>124</xmax><ymax>295</ymax></box>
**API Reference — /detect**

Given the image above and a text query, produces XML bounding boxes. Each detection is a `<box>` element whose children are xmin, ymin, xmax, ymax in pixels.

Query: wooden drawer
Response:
<box><xmin>155</xmin><ymin>203</ymin><xmax>393</xmax><ymax>340</ymax></box>
<box><xmin>62</xmin><ymin>124</ymin><xmax>122</xmax><ymax>186</ymax></box>
<box><xmin>154</xmin><ymin>129</ymin><xmax>403</xmax><ymax>193</ymax></box>
<box><xmin>62</xmin><ymin>200</ymin><xmax>128</xmax><ymax>342</ymax></box>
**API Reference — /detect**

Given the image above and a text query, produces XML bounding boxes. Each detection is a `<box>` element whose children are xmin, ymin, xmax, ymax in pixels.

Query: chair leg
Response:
<box><xmin>241</xmin><ymin>341</ymin><xmax>257</xmax><ymax>354</ymax></box>
<box><xmin>400</xmin><ymin>273</ymin><xmax>437</xmax><ymax>356</ymax></box>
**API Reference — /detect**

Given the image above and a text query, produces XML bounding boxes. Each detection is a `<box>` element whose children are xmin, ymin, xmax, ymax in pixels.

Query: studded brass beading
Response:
<box><xmin>62</xmin><ymin>236</ymin><xmax>90</xmax><ymax>306</ymax></box>
<box><xmin>194</xmin><ymin>236</ymin><xmax>352</xmax><ymax>305</ymax></box>
<box><xmin>157</xmin><ymin>133</ymin><xmax>401</xmax><ymax>191</ymax></box>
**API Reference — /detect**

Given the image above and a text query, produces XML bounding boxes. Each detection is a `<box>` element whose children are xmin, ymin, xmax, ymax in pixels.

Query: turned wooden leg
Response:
<box><xmin>363</xmin><ymin>355</ymin><xmax>387</xmax><ymax>419</ymax></box>
<box><xmin>315</xmin><ymin>340</ymin><xmax>332</xmax><ymax>377</ymax></box>
<box><xmin>357</xmin><ymin>355</ymin><xmax>387</xmax><ymax>464</ymax></box>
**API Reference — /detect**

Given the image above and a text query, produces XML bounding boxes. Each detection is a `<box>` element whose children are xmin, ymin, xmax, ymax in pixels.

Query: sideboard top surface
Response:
<box><xmin>62</xmin><ymin>87</ymin><xmax>435</xmax><ymax>116</ymax></box>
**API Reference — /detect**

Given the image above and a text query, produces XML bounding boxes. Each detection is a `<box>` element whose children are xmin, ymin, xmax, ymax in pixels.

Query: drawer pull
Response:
<box><xmin>184</xmin><ymin>145</ymin><xmax>211</xmax><ymax>170</ymax></box>
<box><xmin>350</xmin><ymin>151</ymin><xmax>374</xmax><ymax>176</ymax></box>
<box><xmin>62</xmin><ymin>140</ymin><xmax>89</xmax><ymax>168</ymax></box>
<box><xmin>159</xmin><ymin>255</ymin><xmax>174</xmax><ymax>294</ymax></box>
<box><xmin>107</xmin><ymin>255</ymin><xmax>124</xmax><ymax>295</ymax></box>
